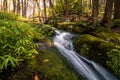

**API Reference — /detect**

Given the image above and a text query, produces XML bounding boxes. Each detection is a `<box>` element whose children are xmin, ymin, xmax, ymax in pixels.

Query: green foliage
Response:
<box><xmin>8</xmin><ymin>47</ymin><xmax>79</xmax><ymax>80</ymax></box>
<box><xmin>0</xmin><ymin>55</ymin><xmax>21</xmax><ymax>71</ymax></box>
<box><xmin>55</xmin><ymin>0</ymin><xmax>66</xmax><ymax>13</ymax></box>
<box><xmin>80</xmin><ymin>44</ymin><xmax>89</xmax><ymax>55</ymax></box>
<box><xmin>0</xmin><ymin>12</ymin><xmax>18</xmax><ymax>20</ymax></box>
<box><xmin>112</xmin><ymin>19</ymin><xmax>120</xmax><ymax>28</ymax></box>
<box><xmin>107</xmin><ymin>46</ymin><xmax>120</xmax><ymax>75</ymax></box>
<box><xmin>0</xmin><ymin>13</ymin><xmax>43</xmax><ymax>71</ymax></box>
<box><xmin>35</xmin><ymin>25</ymin><xmax>55</xmax><ymax>37</ymax></box>
<box><xmin>55</xmin><ymin>0</ymin><xmax>82</xmax><ymax>13</ymax></box>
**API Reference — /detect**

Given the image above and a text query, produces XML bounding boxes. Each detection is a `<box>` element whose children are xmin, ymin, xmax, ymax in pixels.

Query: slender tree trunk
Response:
<box><xmin>22</xmin><ymin>0</ymin><xmax>27</xmax><ymax>18</ymax></box>
<box><xmin>36</xmin><ymin>0</ymin><xmax>41</xmax><ymax>22</ymax></box>
<box><xmin>102</xmin><ymin>0</ymin><xmax>113</xmax><ymax>28</ymax></box>
<box><xmin>21</xmin><ymin>0</ymin><xmax>24</xmax><ymax>17</ymax></box>
<box><xmin>92</xmin><ymin>0</ymin><xmax>99</xmax><ymax>25</ymax></box>
<box><xmin>65</xmin><ymin>0</ymin><xmax>69</xmax><ymax>21</ymax></box>
<box><xmin>33</xmin><ymin>1</ymin><xmax>36</xmax><ymax>21</ymax></box>
<box><xmin>43</xmin><ymin>0</ymin><xmax>47</xmax><ymax>21</ymax></box>
<box><xmin>17</xmin><ymin>0</ymin><xmax>20</xmax><ymax>14</ymax></box>
<box><xmin>3</xmin><ymin>0</ymin><xmax>8</xmax><ymax>12</ymax></box>
<box><xmin>89</xmin><ymin>0</ymin><xmax>92</xmax><ymax>10</ymax></box>
<box><xmin>24</xmin><ymin>0</ymin><xmax>27</xmax><ymax>18</ymax></box>
<box><xmin>114</xmin><ymin>0</ymin><xmax>120</xmax><ymax>19</ymax></box>
<box><xmin>13</xmin><ymin>0</ymin><xmax>16</xmax><ymax>13</ymax></box>
<box><xmin>1</xmin><ymin>0</ymin><xmax>3</xmax><ymax>11</ymax></box>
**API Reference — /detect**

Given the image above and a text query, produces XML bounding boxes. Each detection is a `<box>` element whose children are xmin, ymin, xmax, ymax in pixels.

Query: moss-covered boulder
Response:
<box><xmin>73</xmin><ymin>25</ymin><xmax>120</xmax><ymax>76</ymax></box>
<box><xmin>73</xmin><ymin>34</ymin><xmax>115</xmax><ymax>67</ymax></box>
<box><xmin>55</xmin><ymin>22</ymin><xmax>83</xmax><ymax>34</ymax></box>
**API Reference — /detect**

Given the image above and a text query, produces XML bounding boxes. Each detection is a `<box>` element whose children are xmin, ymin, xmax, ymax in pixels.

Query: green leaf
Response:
<box><xmin>4</xmin><ymin>58</ymin><xmax>9</xmax><ymax>69</ymax></box>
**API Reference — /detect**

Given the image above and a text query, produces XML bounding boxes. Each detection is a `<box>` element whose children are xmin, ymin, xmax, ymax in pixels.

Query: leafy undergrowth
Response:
<box><xmin>0</xmin><ymin>12</ymin><xmax>59</xmax><ymax>79</ymax></box>
<box><xmin>8</xmin><ymin>47</ymin><xmax>79</xmax><ymax>80</ymax></box>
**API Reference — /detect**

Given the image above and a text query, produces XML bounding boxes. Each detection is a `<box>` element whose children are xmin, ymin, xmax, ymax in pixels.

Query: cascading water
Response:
<box><xmin>53</xmin><ymin>29</ymin><xmax>118</xmax><ymax>80</ymax></box>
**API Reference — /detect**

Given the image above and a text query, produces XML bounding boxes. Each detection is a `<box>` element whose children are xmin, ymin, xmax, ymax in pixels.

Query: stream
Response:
<box><xmin>53</xmin><ymin>29</ymin><xmax>118</xmax><ymax>80</ymax></box>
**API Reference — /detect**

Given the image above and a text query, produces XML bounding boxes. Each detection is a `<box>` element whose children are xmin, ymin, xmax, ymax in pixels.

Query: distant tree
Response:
<box><xmin>91</xmin><ymin>0</ymin><xmax>99</xmax><ymax>25</ymax></box>
<box><xmin>35</xmin><ymin>0</ymin><xmax>41</xmax><ymax>22</ymax></box>
<box><xmin>88</xmin><ymin>0</ymin><xmax>92</xmax><ymax>11</ymax></box>
<box><xmin>114</xmin><ymin>0</ymin><xmax>120</xmax><ymax>19</ymax></box>
<box><xmin>17</xmin><ymin>0</ymin><xmax>20</xmax><ymax>14</ymax></box>
<box><xmin>22</xmin><ymin>0</ymin><xmax>27</xmax><ymax>18</ymax></box>
<box><xmin>13</xmin><ymin>0</ymin><xmax>16</xmax><ymax>13</ymax></box>
<box><xmin>1</xmin><ymin>0</ymin><xmax>3</xmax><ymax>11</ymax></box>
<box><xmin>33</xmin><ymin>0</ymin><xmax>36</xmax><ymax>20</ymax></box>
<box><xmin>3</xmin><ymin>0</ymin><xmax>8</xmax><ymax>12</ymax></box>
<box><xmin>102</xmin><ymin>0</ymin><xmax>113</xmax><ymax>28</ymax></box>
<box><xmin>65</xmin><ymin>0</ymin><xmax>69</xmax><ymax>21</ymax></box>
<box><xmin>43</xmin><ymin>0</ymin><xmax>47</xmax><ymax>21</ymax></box>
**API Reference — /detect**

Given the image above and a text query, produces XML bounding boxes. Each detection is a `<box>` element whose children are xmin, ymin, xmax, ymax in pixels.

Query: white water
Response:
<box><xmin>53</xmin><ymin>30</ymin><xmax>118</xmax><ymax>80</ymax></box>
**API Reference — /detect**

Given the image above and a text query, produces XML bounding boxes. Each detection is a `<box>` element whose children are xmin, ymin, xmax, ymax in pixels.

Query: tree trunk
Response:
<box><xmin>43</xmin><ymin>0</ymin><xmax>47</xmax><ymax>21</ymax></box>
<box><xmin>114</xmin><ymin>0</ymin><xmax>120</xmax><ymax>19</ymax></box>
<box><xmin>65</xmin><ymin>0</ymin><xmax>69</xmax><ymax>21</ymax></box>
<box><xmin>22</xmin><ymin>0</ymin><xmax>27</xmax><ymax>18</ymax></box>
<box><xmin>89</xmin><ymin>0</ymin><xmax>92</xmax><ymax>10</ymax></box>
<box><xmin>33</xmin><ymin>1</ymin><xmax>36</xmax><ymax>21</ymax></box>
<box><xmin>3</xmin><ymin>0</ymin><xmax>8</xmax><ymax>12</ymax></box>
<box><xmin>13</xmin><ymin>0</ymin><xmax>16</xmax><ymax>13</ymax></box>
<box><xmin>102</xmin><ymin>0</ymin><xmax>113</xmax><ymax>28</ymax></box>
<box><xmin>17</xmin><ymin>0</ymin><xmax>20</xmax><ymax>14</ymax></box>
<box><xmin>1</xmin><ymin>0</ymin><xmax>3</xmax><ymax>11</ymax></box>
<box><xmin>36</xmin><ymin>0</ymin><xmax>41</xmax><ymax>22</ymax></box>
<box><xmin>92</xmin><ymin>0</ymin><xmax>99</xmax><ymax>25</ymax></box>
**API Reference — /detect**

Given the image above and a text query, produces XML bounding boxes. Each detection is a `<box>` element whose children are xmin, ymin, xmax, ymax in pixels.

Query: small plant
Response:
<box><xmin>0</xmin><ymin>55</ymin><xmax>21</xmax><ymax>71</ymax></box>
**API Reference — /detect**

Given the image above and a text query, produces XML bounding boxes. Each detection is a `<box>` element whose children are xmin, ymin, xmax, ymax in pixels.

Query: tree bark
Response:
<box><xmin>102</xmin><ymin>0</ymin><xmax>113</xmax><ymax>28</ymax></box>
<box><xmin>65</xmin><ymin>0</ymin><xmax>69</xmax><ymax>21</ymax></box>
<box><xmin>36</xmin><ymin>0</ymin><xmax>41</xmax><ymax>22</ymax></box>
<box><xmin>3</xmin><ymin>0</ymin><xmax>8</xmax><ymax>12</ymax></box>
<box><xmin>114</xmin><ymin>0</ymin><xmax>120</xmax><ymax>19</ymax></box>
<box><xmin>22</xmin><ymin>0</ymin><xmax>27</xmax><ymax>18</ymax></box>
<box><xmin>43</xmin><ymin>0</ymin><xmax>47</xmax><ymax>21</ymax></box>
<box><xmin>92</xmin><ymin>0</ymin><xmax>99</xmax><ymax>25</ymax></box>
<box><xmin>13</xmin><ymin>0</ymin><xmax>16</xmax><ymax>13</ymax></box>
<box><xmin>17</xmin><ymin>0</ymin><xmax>20</xmax><ymax>14</ymax></box>
<box><xmin>1</xmin><ymin>0</ymin><xmax>3</xmax><ymax>11</ymax></box>
<box><xmin>33</xmin><ymin>0</ymin><xmax>36</xmax><ymax>21</ymax></box>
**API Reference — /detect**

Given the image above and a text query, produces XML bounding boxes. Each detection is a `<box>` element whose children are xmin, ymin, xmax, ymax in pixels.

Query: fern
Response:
<box><xmin>0</xmin><ymin>55</ymin><xmax>20</xmax><ymax>70</ymax></box>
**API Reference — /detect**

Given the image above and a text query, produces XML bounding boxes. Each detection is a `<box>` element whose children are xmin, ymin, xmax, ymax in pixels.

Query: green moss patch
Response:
<box><xmin>8</xmin><ymin>47</ymin><xmax>79</xmax><ymax>80</ymax></box>
<box><xmin>73</xmin><ymin>34</ymin><xmax>115</xmax><ymax>67</ymax></box>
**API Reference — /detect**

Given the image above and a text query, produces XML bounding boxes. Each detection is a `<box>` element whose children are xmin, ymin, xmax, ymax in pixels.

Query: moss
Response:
<box><xmin>55</xmin><ymin>22</ymin><xmax>83</xmax><ymax>34</ymax></box>
<box><xmin>73</xmin><ymin>34</ymin><xmax>115</xmax><ymax>67</ymax></box>
<box><xmin>8</xmin><ymin>47</ymin><xmax>79</xmax><ymax>80</ymax></box>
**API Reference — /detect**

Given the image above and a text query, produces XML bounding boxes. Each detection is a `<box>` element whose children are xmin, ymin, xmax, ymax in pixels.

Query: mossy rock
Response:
<box><xmin>56</xmin><ymin>22</ymin><xmax>83</xmax><ymax>34</ymax></box>
<box><xmin>73</xmin><ymin>34</ymin><xmax>115</xmax><ymax>67</ymax></box>
<box><xmin>8</xmin><ymin>46</ymin><xmax>79</xmax><ymax>80</ymax></box>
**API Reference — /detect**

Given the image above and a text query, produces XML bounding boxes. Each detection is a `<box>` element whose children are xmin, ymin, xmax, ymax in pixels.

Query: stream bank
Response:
<box><xmin>54</xmin><ymin>21</ymin><xmax>120</xmax><ymax>77</ymax></box>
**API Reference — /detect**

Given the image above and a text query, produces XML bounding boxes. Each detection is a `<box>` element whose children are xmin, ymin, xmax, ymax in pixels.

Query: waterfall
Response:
<box><xmin>53</xmin><ymin>29</ymin><xmax>118</xmax><ymax>80</ymax></box>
